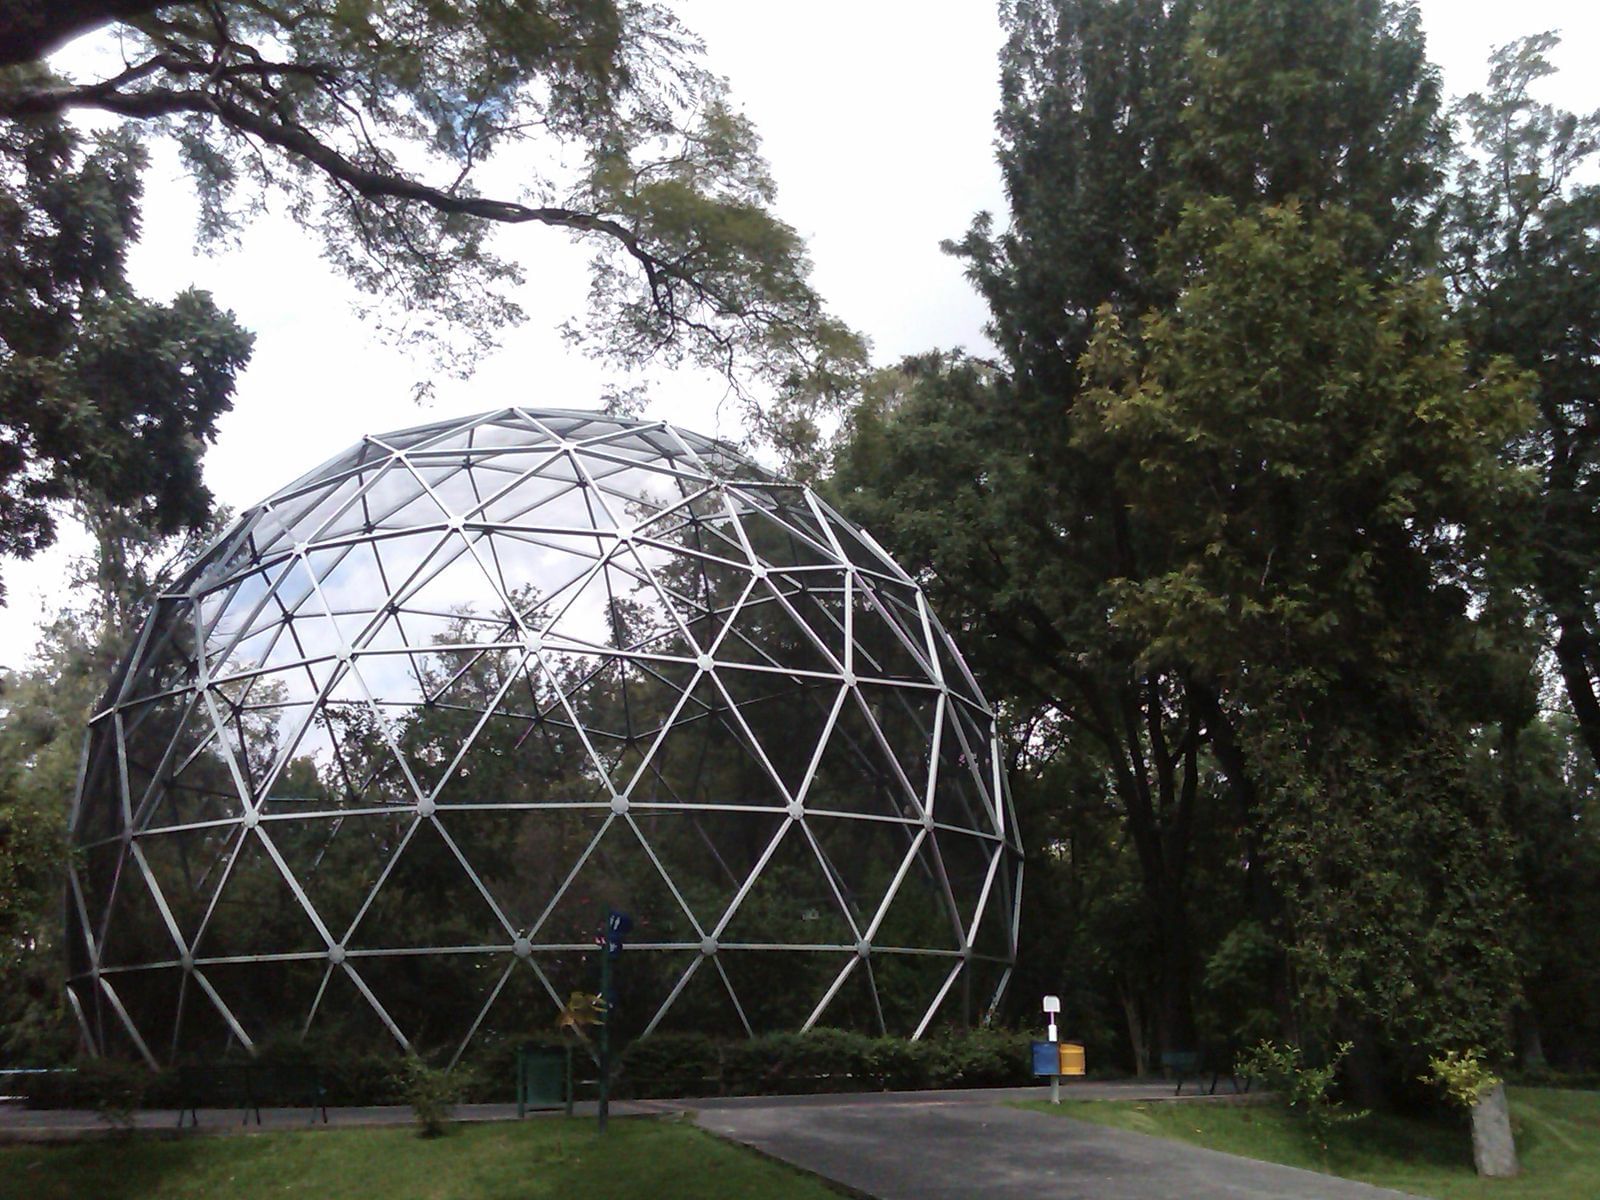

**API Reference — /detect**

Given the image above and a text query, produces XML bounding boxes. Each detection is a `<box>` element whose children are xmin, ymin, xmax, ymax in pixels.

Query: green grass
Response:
<box><xmin>0</xmin><ymin>1115</ymin><xmax>843</xmax><ymax>1200</ymax></box>
<box><xmin>1018</xmin><ymin>1086</ymin><xmax>1600</xmax><ymax>1199</ymax></box>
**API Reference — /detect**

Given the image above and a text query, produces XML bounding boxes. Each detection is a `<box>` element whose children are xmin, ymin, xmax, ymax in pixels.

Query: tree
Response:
<box><xmin>0</xmin><ymin>107</ymin><xmax>252</xmax><ymax>603</ymax></box>
<box><xmin>830</xmin><ymin>0</ymin><xmax>1529</xmax><ymax>1091</ymax></box>
<box><xmin>0</xmin><ymin>1</ymin><xmax>863</xmax><ymax>396</ymax></box>
<box><xmin>1077</xmin><ymin>198</ymin><xmax>1530</xmax><ymax>1088</ymax></box>
<box><xmin>1444</xmin><ymin>33</ymin><xmax>1600</xmax><ymax>772</ymax></box>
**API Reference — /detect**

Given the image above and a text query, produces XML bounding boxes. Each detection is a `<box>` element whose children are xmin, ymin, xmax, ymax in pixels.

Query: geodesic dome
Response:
<box><xmin>67</xmin><ymin>408</ymin><xmax>1021</xmax><ymax>1066</ymax></box>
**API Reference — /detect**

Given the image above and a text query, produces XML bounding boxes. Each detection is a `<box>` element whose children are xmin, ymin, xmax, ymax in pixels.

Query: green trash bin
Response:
<box><xmin>516</xmin><ymin>1046</ymin><xmax>571</xmax><ymax>1117</ymax></box>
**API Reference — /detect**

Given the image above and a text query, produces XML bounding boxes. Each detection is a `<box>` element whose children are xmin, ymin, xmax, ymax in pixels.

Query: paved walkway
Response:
<box><xmin>691</xmin><ymin>1087</ymin><xmax>1419</xmax><ymax>1200</ymax></box>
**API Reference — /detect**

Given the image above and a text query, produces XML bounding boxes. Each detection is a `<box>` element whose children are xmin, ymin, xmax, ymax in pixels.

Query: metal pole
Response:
<box><xmin>598</xmin><ymin>950</ymin><xmax>611</xmax><ymax>1134</ymax></box>
<box><xmin>1049</xmin><ymin>1017</ymin><xmax>1059</xmax><ymax>1105</ymax></box>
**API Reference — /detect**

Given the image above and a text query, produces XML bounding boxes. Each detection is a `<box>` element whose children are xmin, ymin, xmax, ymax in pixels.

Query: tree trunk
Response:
<box><xmin>1118</xmin><ymin>983</ymin><xmax>1149</xmax><ymax>1077</ymax></box>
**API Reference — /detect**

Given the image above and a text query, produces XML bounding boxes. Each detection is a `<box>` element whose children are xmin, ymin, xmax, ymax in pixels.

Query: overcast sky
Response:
<box><xmin>3</xmin><ymin>1</ymin><xmax>1599</xmax><ymax>669</ymax></box>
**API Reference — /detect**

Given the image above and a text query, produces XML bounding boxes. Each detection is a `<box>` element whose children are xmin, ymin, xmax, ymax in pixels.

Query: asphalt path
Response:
<box><xmin>691</xmin><ymin>1088</ymin><xmax>1419</xmax><ymax>1200</ymax></box>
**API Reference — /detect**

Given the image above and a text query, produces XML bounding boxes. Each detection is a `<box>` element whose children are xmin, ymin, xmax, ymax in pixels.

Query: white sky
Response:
<box><xmin>2</xmin><ymin>0</ymin><xmax>1598</xmax><ymax>669</ymax></box>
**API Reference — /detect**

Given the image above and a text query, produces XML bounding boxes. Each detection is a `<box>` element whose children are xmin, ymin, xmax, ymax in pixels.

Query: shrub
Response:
<box><xmin>398</xmin><ymin>1056</ymin><xmax>463</xmax><ymax>1137</ymax></box>
<box><xmin>75</xmin><ymin>1059</ymin><xmax>150</xmax><ymax>1132</ymax></box>
<box><xmin>1421</xmin><ymin>1048</ymin><xmax>1501</xmax><ymax>1111</ymax></box>
<box><xmin>1236</xmin><ymin>1039</ymin><xmax>1366</xmax><ymax>1145</ymax></box>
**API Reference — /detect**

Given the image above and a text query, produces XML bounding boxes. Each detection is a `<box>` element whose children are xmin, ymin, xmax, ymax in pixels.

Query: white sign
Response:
<box><xmin>1042</xmin><ymin>995</ymin><xmax>1061</xmax><ymax>1014</ymax></box>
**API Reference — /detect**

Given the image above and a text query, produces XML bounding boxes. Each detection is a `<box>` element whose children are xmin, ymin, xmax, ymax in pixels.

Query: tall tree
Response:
<box><xmin>1444</xmin><ymin>33</ymin><xmax>1600</xmax><ymax>771</ymax></box>
<box><xmin>831</xmin><ymin>0</ymin><xmax>1527</xmax><ymax>1086</ymax></box>
<box><xmin>0</xmin><ymin>108</ymin><xmax>252</xmax><ymax>602</ymax></box>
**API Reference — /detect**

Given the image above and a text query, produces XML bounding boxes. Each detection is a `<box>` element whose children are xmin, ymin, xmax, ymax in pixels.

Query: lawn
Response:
<box><xmin>0</xmin><ymin>1115</ymin><xmax>843</xmax><ymax>1200</ymax></box>
<box><xmin>1018</xmin><ymin>1086</ymin><xmax>1600</xmax><ymax>1199</ymax></box>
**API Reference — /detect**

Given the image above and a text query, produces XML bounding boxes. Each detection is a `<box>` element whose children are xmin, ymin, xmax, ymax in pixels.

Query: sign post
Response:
<box><xmin>1043</xmin><ymin>995</ymin><xmax>1061</xmax><ymax>1104</ymax></box>
<box><xmin>596</xmin><ymin>909</ymin><xmax>632</xmax><ymax>1134</ymax></box>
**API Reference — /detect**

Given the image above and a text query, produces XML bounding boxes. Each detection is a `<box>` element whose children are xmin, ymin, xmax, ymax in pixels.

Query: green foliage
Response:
<box><xmin>398</xmin><ymin>1056</ymin><xmax>464</xmax><ymax>1138</ymax></box>
<box><xmin>70</xmin><ymin>1058</ymin><xmax>150</xmax><ymax>1133</ymax></box>
<box><xmin>616</xmin><ymin>1028</ymin><xmax>1034</xmax><ymax>1100</ymax></box>
<box><xmin>1444</xmin><ymin>32</ymin><xmax>1600</xmax><ymax>776</ymax></box>
<box><xmin>1236</xmin><ymin>1039</ymin><xmax>1366</xmax><ymax>1144</ymax></box>
<box><xmin>0</xmin><ymin>105</ymin><xmax>252</xmax><ymax>594</ymax></box>
<box><xmin>830</xmin><ymin>0</ymin><xmax>1532</xmax><ymax>1094</ymax></box>
<box><xmin>0</xmin><ymin>2</ymin><xmax>864</xmax><ymax>439</ymax></box>
<box><xmin>1423</xmin><ymin>1049</ymin><xmax>1502</xmax><ymax>1111</ymax></box>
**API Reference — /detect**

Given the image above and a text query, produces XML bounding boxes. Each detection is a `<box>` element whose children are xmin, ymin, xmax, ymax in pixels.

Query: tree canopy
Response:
<box><xmin>830</xmin><ymin>0</ymin><xmax>1537</xmax><ymax>1096</ymax></box>
<box><xmin>0</xmin><ymin>0</ymin><xmax>862</xmax><ymax>391</ymax></box>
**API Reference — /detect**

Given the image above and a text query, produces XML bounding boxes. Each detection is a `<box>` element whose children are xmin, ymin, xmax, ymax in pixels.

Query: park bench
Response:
<box><xmin>177</xmin><ymin>1063</ymin><xmax>327</xmax><ymax>1127</ymax></box>
<box><xmin>1160</xmin><ymin>1050</ymin><xmax>1216</xmax><ymax>1096</ymax></box>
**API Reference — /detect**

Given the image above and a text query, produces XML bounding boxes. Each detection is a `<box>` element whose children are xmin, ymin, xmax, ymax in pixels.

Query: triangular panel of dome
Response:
<box><xmin>256</xmin><ymin>811</ymin><xmax>414</xmax><ymax>947</ymax></box>
<box><xmin>303</xmin><ymin>960</ymin><xmax>401</xmax><ymax>1051</ymax></box>
<box><xmin>967</xmin><ymin>856</ymin><xmax>1018</xmax><ymax>961</ymax></box>
<box><xmin>761</xmin><ymin>568</ymin><xmax>849</xmax><ymax>670</ymax></box>
<box><xmin>863</xmin><ymin>835</ymin><xmax>965</xmax><ymax>954</ymax></box>
<box><xmin>122</xmin><ymin>697</ymin><xmax>237</xmax><ymax>832</ymax></box>
<box><xmin>74</xmin><ymin>726</ymin><xmax>127</xmax><ymax>845</ymax></box>
<box><xmin>849</xmin><ymin>580</ymin><xmax>937</xmax><ymax>685</ymax></box>
<box><xmin>730</xmin><ymin>499</ymin><xmax>843</xmax><ymax>572</ymax></box>
<box><xmin>393</xmin><ymin>645</ymin><xmax>527</xmax><ymax>802</ymax></box>
<box><xmin>709</xmin><ymin>667</ymin><xmax>836</xmax><ymax>802</ymax></box>
<box><xmin>807</xmin><ymin>953</ymin><xmax>886</xmax><ymax>1035</ymax></box>
<box><xmin>715</xmin><ymin>820</ymin><xmax>857</xmax><ymax>949</ymax></box>
<box><xmin>706</xmin><ymin>575</ymin><xmax>844</xmax><ymax>679</ymax></box>
<box><xmin>854</xmin><ymin>682</ymin><xmax>941</xmax><ymax>807</ymax></box>
<box><xmin>530</xmin><ymin>813</ymin><xmax>699</xmax><ymax>948</ymax></box>
<box><xmin>929</xmin><ymin>701</ymin><xmax>998</xmax><ymax>835</ymax></box>
<box><xmin>627</xmin><ymin>808</ymin><xmax>786</xmax><ymax>933</ymax></box>
<box><xmin>468</xmin><ymin>454</ymin><xmax>590</xmax><ymax>528</ymax></box>
<box><xmin>337</xmin><ymin>460</ymin><xmax>452</xmax><ymax>534</ymax></box>
<box><xmin>191</xmin><ymin>827</ymin><xmax>330</xmax><ymax>961</ymax></box>
<box><xmin>74</xmin><ymin>840</ymin><xmax>125</xmax><ymax>951</ymax></box>
<box><xmin>261</xmin><ymin>698</ymin><xmax>417</xmax><ymax>814</ymax></box>
<box><xmin>650</xmin><ymin>674</ymin><xmax>795</xmax><ymax>809</ymax></box>
<box><xmin>464</xmin><ymin>960</ymin><xmax>561</xmax><ymax>1053</ymax></box>
<box><xmin>574</xmin><ymin>456</ymin><xmax>683</xmax><ymax>525</ymax></box>
<box><xmin>135</xmin><ymin>825</ymin><xmax>235</xmax><ymax>946</ymax></box>
<box><xmin>443</xmin><ymin>808</ymin><xmax>587</xmax><ymax>932</ymax></box>
<box><xmin>98</xmin><ymin>967</ymin><xmax>182</xmax><ymax>1063</ymax></box>
<box><xmin>342</xmin><ymin>815</ymin><xmax>509</xmax><ymax>952</ymax></box>
<box><xmin>715</xmin><ymin>950</ymin><xmax>855</xmax><ymax>1034</ymax></box>
<box><xmin>806</xmin><ymin>815</ymin><xmax>926</xmax><ymax>939</ymax></box>
<box><xmin>874</xmin><ymin>955</ymin><xmax>964</xmax><ymax>1038</ymax></box>
<box><xmin>271</xmin><ymin>465</ymin><xmax>392</xmax><ymax>546</ymax></box>
<box><xmin>925</xmin><ymin>829</ymin><xmax>1001</xmax><ymax>945</ymax></box>
<box><xmin>640</xmin><ymin>952</ymin><xmax>750</xmax><ymax>1039</ymax></box>
<box><xmin>98</xmin><ymin>854</ymin><xmax>183</xmax><ymax>968</ymax></box>
<box><xmin>803</xmin><ymin>687</ymin><xmax>920</xmax><ymax>821</ymax></box>
<box><xmin>345</xmin><ymin>950</ymin><xmax>504</xmax><ymax>1060</ymax></box>
<box><xmin>196</xmin><ymin>957</ymin><xmax>328</xmax><ymax>1048</ymax></box>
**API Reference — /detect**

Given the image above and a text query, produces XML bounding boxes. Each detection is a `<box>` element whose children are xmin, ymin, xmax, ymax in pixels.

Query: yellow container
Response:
<box><xmin>1059</xmin><ymin>1041</ymin><xmax>1086</xmax><ymax>1077</ymax></box>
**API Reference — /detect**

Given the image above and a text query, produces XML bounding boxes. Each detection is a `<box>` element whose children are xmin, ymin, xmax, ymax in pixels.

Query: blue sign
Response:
<box><xmin>604</xmin><ymin>909</ymin><xmax>634</xmax><ymax>956</ymax></box>
<box><xmin>1031</xmin><ymin>1040</ymin><xmax>1059</xmax><ymax>1076</ymax></box>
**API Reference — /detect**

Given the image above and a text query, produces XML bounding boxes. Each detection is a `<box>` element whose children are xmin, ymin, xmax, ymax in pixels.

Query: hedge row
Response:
<box><xmin>21</xmin><ymin>1027</ymin><xmax>1043</xmax><ymax>1109</ymax></box>
<box><xmin>616</xmin><ymin>1027</ymin><xmax>1037</xmax><ymax>1098</ymax></box>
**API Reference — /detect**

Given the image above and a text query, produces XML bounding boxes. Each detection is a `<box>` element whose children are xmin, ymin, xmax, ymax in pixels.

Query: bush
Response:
<box><xmin>399</xmin><ymin>1056</ymin><xmax>463</xmax><ymax>1137</ymax></box>
<box><xmin>74</xmin><ymin>1059</ymin><xmax>150</xmax><ymax>1132</ymax></box>
<box><xmin>616</xmin><ymin>1027</ymin><xmax>1033</xmax><ymax>1099</ymax></box>
<box><xmin>1236</xmin><ymin>1039</ymin><xmax>1367</xmax><ymax>1145</ymax></box>
<box><xmin>1421</xmin><ymin>1048</ymin><xmax>1501</xmax><ymax>1111</ymax></box>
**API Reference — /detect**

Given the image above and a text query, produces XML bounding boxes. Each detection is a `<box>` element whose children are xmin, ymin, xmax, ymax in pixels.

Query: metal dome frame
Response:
<box><xmin>66</xmin><ymin>408</ymin><xmax>1021</xmax><ymax>1066</ymax></box>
